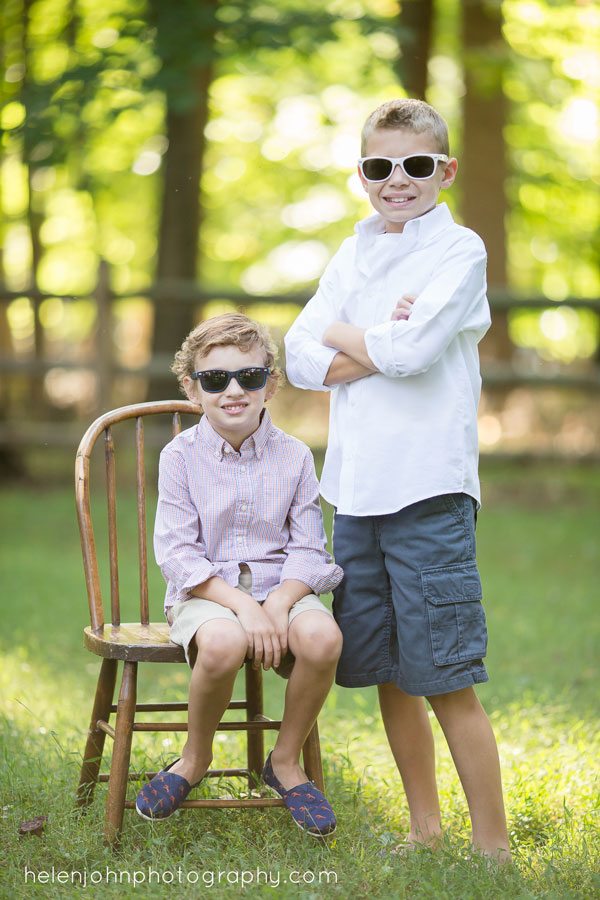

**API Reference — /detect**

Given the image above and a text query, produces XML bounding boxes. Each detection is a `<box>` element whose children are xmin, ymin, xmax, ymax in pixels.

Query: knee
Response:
<box><xmin>292</xmin><ymin>616</ymin><xmax>343</xmax><ymax>667</ymax></box>
<box><xmin>426</xmin><ymin>686</ymin><xmax>480</xmax><ymax>718</ymax></box>
<box><xmin>194</xmin><ymin>623</ymin><xmax>247</xmax><ymax>678</ymax></box>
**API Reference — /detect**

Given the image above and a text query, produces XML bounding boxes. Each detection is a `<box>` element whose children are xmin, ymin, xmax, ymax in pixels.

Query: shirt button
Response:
<box><xmin>241</xmin><ymin>504</ymin><xmax>248</xmax><ymax>511</ymax></box>
<box><xmin>224</xmin><ymin>447</ymin><xmax>231</xmax><ymax>454</ymax></box>
<box><xmin>237</xmin><ymin>536</ymin><xmax>243</xmax><ymax>544</ymax></box>
<box><xmin>240</xmin><ymin>465</ymin><xmax>246</xmax><ymax>472</ymax></box>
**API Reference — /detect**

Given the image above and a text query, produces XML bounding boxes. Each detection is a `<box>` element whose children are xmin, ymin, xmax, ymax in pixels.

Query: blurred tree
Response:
<box><xmin>397</xmin><ymin>0</ymin><xmax>434</xmax><ymax>99</ymax></box>
<box><xmin>146</xmin><ymin>0</ymin><xmax>400</xmax><ymax>397</ymax></box>
<box><xmin>461</xmin><ymin>0</ymin><xmax>513</xmax><ymax>362</ymax></box>
<box><xmin>145</xmin><ymin>0</ymin><xmax>218</xmax><ymax>396</ymax></box>
<box><xmin>0</xmin><ymin>0</ymin><xmax>597</xmax><ymax>439</ymax></box>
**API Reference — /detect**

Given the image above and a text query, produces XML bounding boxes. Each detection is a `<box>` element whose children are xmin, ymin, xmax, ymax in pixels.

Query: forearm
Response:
<box><xmin>267</xmin><ymin>578</ymin><xmax>313</xmax><ymax>611</ymax></box>
<box><xmin>322</xmin><ymin>322</ymin><xmax>378</xmax><ymax>370</ymax></box>
<box><xmin>323</xmin><ymin>351</ymin><xmax>374</xmax><ymax>386</ymax></box>
<box><xmin>191</xmin><ymin>575</ymin><xmax>255</xmax><ymax>615</ymax></box>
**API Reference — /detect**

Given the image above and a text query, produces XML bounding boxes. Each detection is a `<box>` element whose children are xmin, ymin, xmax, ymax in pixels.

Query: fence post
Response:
<box><xmin>95</xmin><ymin>260</ymin><xmax>112</xmax><ymax>416</ymax></box>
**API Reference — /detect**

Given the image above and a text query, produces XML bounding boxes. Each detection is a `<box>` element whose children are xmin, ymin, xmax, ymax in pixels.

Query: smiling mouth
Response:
<box><xmin>221</xmin><ymin>403</ymin><xmax>248</xmax><ymax>412</ymax></box>
<box><xmin>384</xmin><ymin>196</ymin><xmax>415</xmax><ymax>205</ymax></box>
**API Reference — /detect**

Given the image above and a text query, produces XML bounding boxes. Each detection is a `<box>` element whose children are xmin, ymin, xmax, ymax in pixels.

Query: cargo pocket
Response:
<box><xmin>421</xmin><ymin>561</ymin><xmax>487</xmax><ymax>666</ymax></box>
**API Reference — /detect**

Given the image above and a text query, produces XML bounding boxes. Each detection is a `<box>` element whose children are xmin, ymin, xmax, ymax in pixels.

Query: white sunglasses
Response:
<box><xmin>358</xmin><ymin>154</ymin><xmax>449</xmax><ymax>182</ymax></box>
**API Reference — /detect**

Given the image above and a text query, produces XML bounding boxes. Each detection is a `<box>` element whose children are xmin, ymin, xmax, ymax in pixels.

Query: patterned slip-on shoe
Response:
<box><xmin>262</xmin><ymin>751</ymin><xmax>336</xmax><ymax>838</ymax></box>
<box><xmin>135</xmin><ymin>759</ymin><xmax>203</xmax><ymax>822</ymax></box>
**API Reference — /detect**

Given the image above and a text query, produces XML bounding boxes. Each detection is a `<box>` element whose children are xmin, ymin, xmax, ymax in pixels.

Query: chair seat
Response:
<box><xmin>84</xmin><ymin>623</ymin><xmax>186</xmax><ymax>663</ymax></box>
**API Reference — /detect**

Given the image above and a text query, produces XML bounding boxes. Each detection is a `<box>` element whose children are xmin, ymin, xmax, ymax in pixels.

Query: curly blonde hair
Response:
<box><xmin>361</xmin><ymin>98</ymin><xmax>449</xmax><ymax>156</ymax></box>
<box><xmin>172</xmin><ymin>313</ymin><xmax>282</xmax><ymax>395</ymax></box>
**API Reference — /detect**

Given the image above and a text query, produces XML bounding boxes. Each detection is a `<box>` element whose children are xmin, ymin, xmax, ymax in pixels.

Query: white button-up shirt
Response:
<box><xmin>284</xmin><ymin>203</ymin><xmax>491</xmax><ymax>516</ymax></box>
<box><xmin>154</xmin><ymin>410</ymin><xmax>343</xmax><ymax>609</ymax></box>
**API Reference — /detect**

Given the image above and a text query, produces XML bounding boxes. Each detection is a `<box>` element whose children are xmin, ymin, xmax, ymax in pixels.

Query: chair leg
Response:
<box><xmin>245</xmin><ymin>662</ymin><xmax>264</xmax><ymax>791</ymax></box>
<box><xmin>77</xmin><ymin>658</ymin><xmax>118</xmax><ymax>808</ymax></box>
<box><xmin>104</xmin><ymin>661</ymin><xmax>137</xmax><ymax>847</ymax></box>
<box><xmin>302</xmin><ymin>722</ymin><xmax>324</xmax><ymax>793</ymax></box>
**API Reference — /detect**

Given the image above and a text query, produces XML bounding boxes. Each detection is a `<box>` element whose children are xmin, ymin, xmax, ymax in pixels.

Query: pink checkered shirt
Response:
<box><xmin>154</xmin><ymin>409</ymin><xmax>343</xmax><ymax>610</ymax></box>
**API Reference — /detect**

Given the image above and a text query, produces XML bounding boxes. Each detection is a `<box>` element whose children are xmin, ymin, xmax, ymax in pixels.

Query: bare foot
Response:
<box><xmin>391</xmin><ymin>832</ymin><xmax>443</xmax><ymax>856</ymax></box>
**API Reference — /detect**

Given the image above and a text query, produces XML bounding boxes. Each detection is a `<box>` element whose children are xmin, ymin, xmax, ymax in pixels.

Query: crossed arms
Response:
<box><xmin>322</xmin><ymin>296</ymin><xmax>414</xmax><ymax>386</ymax></box>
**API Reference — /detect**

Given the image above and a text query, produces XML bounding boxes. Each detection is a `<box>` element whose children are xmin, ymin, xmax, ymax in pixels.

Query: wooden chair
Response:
<box><xmin>75</xmin><ymin>400</ymin><xmax>324</xmax><ymax>846</ymax></box>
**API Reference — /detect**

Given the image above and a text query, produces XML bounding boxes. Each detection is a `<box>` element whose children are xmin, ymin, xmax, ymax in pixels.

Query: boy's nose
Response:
<box><xmin>387</xmin><ymin>164</ymin><xmax>409</xmax><ymax>185</ymax></box>
<box><xmin>224</xmin><ymin>377</ymin><xmax>245</xmax><ymax>396</ymax></box>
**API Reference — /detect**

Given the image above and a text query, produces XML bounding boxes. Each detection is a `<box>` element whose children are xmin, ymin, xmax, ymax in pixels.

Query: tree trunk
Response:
<box><xmin>461</xmin><ymin>0</ymin><xmax>512</xmax><ymax>363</ymax></box>
<box><xmin>148</xmin><ymin>4</ymin><xmax>216</xmax><ymax>400</ymax></box>
<box><xmin>397</xmin><ymin>0</ymin><xmax>434</xmax><ymax>100</ymax></box>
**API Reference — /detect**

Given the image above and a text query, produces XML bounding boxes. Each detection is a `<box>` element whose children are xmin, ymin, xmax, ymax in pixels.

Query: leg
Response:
<box><xmin>245</xmin><ymin>662</ymin><xmax>264</xmax><ymax>790</ymax></box>
<box><xmin>378</xmin><ymin>682</ymin><xmax>442</xmax><ymax>846</ymax></box>
<box><xmin>77</xmin><ymin>657</ymin><xmax>118</xmax><ymax>807</ymax></box>
<box><xmin>427</xmin><ymin>687</ymin><xmax>511</xmax><ymax>862</ymax></box>
<box><xmin>167</xmin><ymin>619</ymin><xmax>248</xmax><ymax>785</ymax></box>
<box><xmin>269</xmin><ymin>611</ymin><xmax>342</xmax><ymax>790</ymax></box>
<box><xmin>104</xmin><ymin>661</ymin><xmax>137</xmax><ymax>847</ymax></box>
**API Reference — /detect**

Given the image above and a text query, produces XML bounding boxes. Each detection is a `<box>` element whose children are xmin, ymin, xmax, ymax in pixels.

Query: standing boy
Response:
<box><xmin>136</xmin><ymin>313</ymin><xmax>343</xmax><ymax>837</ymax></box>
<box><xmin>285</xmin><ymin>98</ymin><xmax>511</xmax><ymax>861</ymax></box>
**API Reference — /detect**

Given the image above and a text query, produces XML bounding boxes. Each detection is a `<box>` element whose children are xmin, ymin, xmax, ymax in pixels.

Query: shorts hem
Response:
<box><xmin>335</xmin><ymin>668</ymin><xmax>399</xmax><ymax>688</ymax></box>
<box><xmin>396</xmin><ymin>667</ymin><xmax>489</xmax><ymax>697</ymax></box>
<box><xmin>335</xmin><ymin>666</ymin><xmax>488</xmax><ymax>695</ymax></box>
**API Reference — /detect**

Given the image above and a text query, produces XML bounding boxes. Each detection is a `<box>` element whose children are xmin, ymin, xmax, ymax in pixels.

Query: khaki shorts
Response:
<box><xmin>167</xmin><ymin>567</ymin><xmax>334</xmax><ymax>677</ymax></box>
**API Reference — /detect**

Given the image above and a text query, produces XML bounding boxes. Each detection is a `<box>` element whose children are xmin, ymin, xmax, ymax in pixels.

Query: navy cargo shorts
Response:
<box><xmin>332</xmin><ymin>493</ymin><xmax>489</xmax><ymax>697</ymax></box>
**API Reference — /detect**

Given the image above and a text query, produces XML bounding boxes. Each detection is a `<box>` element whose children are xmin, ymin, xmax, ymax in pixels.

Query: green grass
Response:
<box><xmin>1</xmin><ymin>461</ymin><xmax>599</xmax><ymax>898</ymax></box>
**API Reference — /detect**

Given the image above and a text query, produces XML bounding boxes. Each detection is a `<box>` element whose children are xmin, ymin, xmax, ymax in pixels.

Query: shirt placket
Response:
<box><xmin>223</xmin><ymin>445</ymin><xmax>251</xmax><ymax>559</ymax></box>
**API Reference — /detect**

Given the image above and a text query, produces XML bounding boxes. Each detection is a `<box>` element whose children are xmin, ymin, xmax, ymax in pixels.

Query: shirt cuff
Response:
<box><xmin>177</xmin><ymin>559</ymin><xmax>223</xmax><ymax>603</ymax></box>
<box><xmin>280</xmin><ymin>555</ymin><xmax>344</xmax><ymax>595</ymax></box>
<box><xmin>364</xmin><ymin>322</ymin><xmax>399</xmax><ymax>377</ymax></box>
<box><xmin>286</xmin><ymin>342</ymin><xmax>339</xmax><ymax>392</ymax></box>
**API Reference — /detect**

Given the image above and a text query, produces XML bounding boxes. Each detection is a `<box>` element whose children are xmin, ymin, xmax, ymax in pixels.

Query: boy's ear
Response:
<box><xmin>264</xmin><ymin>372</ymin><xmax>279</xmax><ymax>402</ymax></box>
<box><xmin>357</xmin><ymin>164</ymin><xmax>369</xmax><ymax>192</ymax></box>
<box><xmin>440</xmin><ymin>157</ymin><xmax>458</xmax><ymax>190</ymax></box>
<box><xmin>182</xmin><ymin>375</ymin><xmax>199</xmax><ymax>404</ymax></box>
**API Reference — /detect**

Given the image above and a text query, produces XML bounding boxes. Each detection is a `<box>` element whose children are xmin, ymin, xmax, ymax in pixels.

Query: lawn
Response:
<box><xmin>1</xmin><ymin>460</ymin><xmax>599</xmax><ymax>899</ymax></box>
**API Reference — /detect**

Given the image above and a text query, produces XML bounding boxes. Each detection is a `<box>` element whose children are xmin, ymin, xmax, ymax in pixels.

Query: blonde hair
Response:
<box><xmin>172</xmin><ymin>313</ymin><xmax>282</xmax><ymax>395</ymax></box>
<box><xmin>361</xmin><ymin>98</ymin><xmax>449</xmax><ymax>156</ymax></box>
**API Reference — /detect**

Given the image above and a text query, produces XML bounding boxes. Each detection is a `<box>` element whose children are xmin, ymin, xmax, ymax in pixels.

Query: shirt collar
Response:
<box><xmin>198</xmin><ymin>408</ymin><xmax>274</xmax><ymax>459</ymax></box>
<box><xmin>355</xmin><ymin>201</ymin><xmax>454</xmax><ymax>244</ymax></box>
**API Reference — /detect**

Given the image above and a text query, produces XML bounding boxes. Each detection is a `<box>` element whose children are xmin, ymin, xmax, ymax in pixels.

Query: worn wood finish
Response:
<box><xmin>302</xmin><ymin>724</ymin><xmax>325</xmax><ymax>793</ymax></box>
<box><xmin>136</xmin><ymin>417</ymin><xmax>150</xmax><ymax>625</ymax></box>
<box><xmin>75</xmin><ymin>401</ymin><xmax>328</xmax><ymax>845</ymax></box>
<box><xmin>105</xmin><ymin>427</ymin><xmax>120</xmax><ymax>626</ymax></box>
<box><xmin>83</xmin><ymin>623</ymin><xmax>186</xmax><ymax>662</ymax></box>
<box><xmin>124</xmin><ymin>798</ymin><xmax>286</xmax><ymax>809</ymax></box>
<box><xmin>104</xmin><ymin>661</ymin><xmax>137</xmax><ymax>846</ymax></box>
<box><xmin>77</xmin><ymin>657</ymin><xmax>118</xmax><ymax>807</ymax></box>
<box><xmin>131</xmin><ymin>720</ymin><xmax>282</xmax><ymax>732</ymax></box>
<box><xmin>245</xmin><ymin>661</ymin><xmax>264</xmax><ymax>790</ymax></box>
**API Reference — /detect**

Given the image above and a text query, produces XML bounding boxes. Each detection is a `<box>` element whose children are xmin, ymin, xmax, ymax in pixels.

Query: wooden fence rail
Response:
<box><xmin>1</xmin><ymin>264</ymin><xmax>599</xmax><ymax>454</ymax></box>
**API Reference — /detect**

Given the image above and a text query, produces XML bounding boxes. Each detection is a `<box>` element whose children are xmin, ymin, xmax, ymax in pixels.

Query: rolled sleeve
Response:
<box><xmin>279</xmin><ymin>452</ymin><xmax>343</xmax><ymax>594</ymax></box>
<box><xmin>154</xmin><ymin>449</ymin><xmax>223</xmax><ymax>603</ymax></box>
<box><xmin>285</xmin><ymin>326</ymin><xmax>338</xmax><ymax>392</ymax></box>
<box><xmin>365</xmin><ymin>241</ymin><xmax>490</xmax><ymax>377</ymax></box>
<box><xmin>284</xmin><ymin>251</ymin><xmax>346</xmax><ymax>392</ymax></box>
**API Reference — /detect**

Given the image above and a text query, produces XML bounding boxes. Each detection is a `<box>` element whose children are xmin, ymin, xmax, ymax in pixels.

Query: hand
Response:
<box><xmin>261</xmin><ymin>590</ymin><xmax>293</xmax><ymax>665</ymax></box>
<box><xmin>391</xmin><ymin>294</ymin><xmax>416</xmax><ymax>321</ymax></box>
<box><xmin>234</xmin><ymin>597</ymin><xmax>282</xmax><ymax>671</ymax></box>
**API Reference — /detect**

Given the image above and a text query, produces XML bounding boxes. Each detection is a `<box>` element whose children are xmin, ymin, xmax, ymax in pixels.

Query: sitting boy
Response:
<box><xmin>285</xmin><ymin>99</ymin><xmax>511</xmax><ymax>861</ymax></box>
<box><xmin>136</xmin><ymin>313</ymin><xmax>343</xmax><ymax>837</ymax></box>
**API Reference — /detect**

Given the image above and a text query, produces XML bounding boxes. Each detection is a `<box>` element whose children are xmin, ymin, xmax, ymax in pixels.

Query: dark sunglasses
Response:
<box><xmin>358</xmin><ymin>153</ymin><xmax>449</xmax><ymax>183</ymax></box>
<box><xmin>190</xmin><ymin>366</ymin><xmax>271</xmax><ymax>393</ymax></box>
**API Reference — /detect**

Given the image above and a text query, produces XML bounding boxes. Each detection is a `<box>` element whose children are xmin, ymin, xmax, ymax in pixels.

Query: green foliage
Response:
<box><xmin>1</xmin><ymin>0</ymin><xmax>598</xmax><ymax>375</ymax></box>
